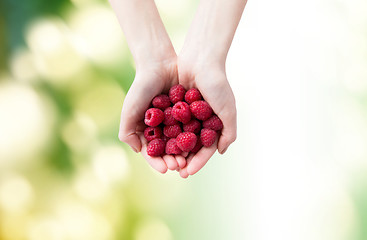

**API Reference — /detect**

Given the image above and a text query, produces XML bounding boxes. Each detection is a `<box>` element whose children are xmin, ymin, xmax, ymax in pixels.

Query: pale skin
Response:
<box><xmin>109</xmin><ymin>0</ymin><xmax>247</xmax><ymax>177</ymax></box>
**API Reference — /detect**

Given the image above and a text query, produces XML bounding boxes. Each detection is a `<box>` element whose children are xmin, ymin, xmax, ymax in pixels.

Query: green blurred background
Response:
<box><xmin>1</xmin><ymin>0</ymin><xmax>367</xmax><ymax>239</ymax></box>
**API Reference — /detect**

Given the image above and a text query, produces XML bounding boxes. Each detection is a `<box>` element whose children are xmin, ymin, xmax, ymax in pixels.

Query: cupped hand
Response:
<box><xmin>176</xmin><ymin>55</ymin><xmax>237</xmax><ymax>178</ymax></box>
<box><xmin>118</xmin><ymin>56</ymin><xmax>186</xmax><ymax>173</ymax></box>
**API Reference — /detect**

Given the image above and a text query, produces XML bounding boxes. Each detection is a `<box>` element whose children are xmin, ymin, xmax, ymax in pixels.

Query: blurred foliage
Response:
<box><xmin>0</xmin><ymin>0</ymin><xmax>196</xmax><ymax>239</ymax></box>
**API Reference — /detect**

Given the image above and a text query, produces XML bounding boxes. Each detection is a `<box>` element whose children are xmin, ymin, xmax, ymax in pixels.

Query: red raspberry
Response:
<box><xmin>190</xmin><ymin>101</ymin><xmax>213</xmax><ymax>121</ymax></box>
<box><xmin>176</xmin><ymin>132</ymin><xmax>197</xmax><ymax>152</ymax></box>
<box><xmin>163</xmin><ymin>107</ymin><xmax>178</xmax><ymax>126</ymax></box>
<box><xmin>172</xmin><ymin>101</ymin><xmax>191</xmax><ymax>124</ymax></box>
<box><xmin>200</xmin><ymin>128</ymin><xmax>217</xmax><ymax>147</ymax></box>
<box><xmin>145</xmin><ymin>108</ymin><xmax>164</xmax><ymax>127</ymax></box>
<box><xmin>161</xmin><ymin>135</ymin><xmax>170</xmax><ymax>143</ymax></box>
<box><xmin>163</xmin><ymin>124</ymin><xmax>182</xmax><ymax>138</ymax></box>
<box><xmin>183</xmin><ymin>119</ymin><xmax>201</xmax><ymax>134</ymax></box>
<box><xmin>147</xmin><ymin>139</ymin><xmax>166</xmax><ymax>157</ymax></box>
<box><xmin>191</xmin><ymin>139</ymin><xmax>203</xmax><ymax>153</ymax></box>
<box><xmin>203</xmin><ymin>115</ymin><xmax>223</xmax><ymax>131</ymax></box>
<box><xmin>185</xmin><ymin>88</ymin><xmax>202</xmax><ymax>104</ymax></box>
<box><xmin>152</xmin><ymin>94</ymin><xmax>171</xmax><ymax>110</ymax></box>
<box><xmin>165</xmin><ymin>138</ymin><xmax>183</xmax><ymax>155</ymax></box>
<box><xmin>144</xmin><ymin>126</ymin><xmax>163</xmax><ymax>142</ymax></box>
<box><xmin>169</xmin><ymin>84</ymin><xmax>186</xmax><ymax>104</ymax></box>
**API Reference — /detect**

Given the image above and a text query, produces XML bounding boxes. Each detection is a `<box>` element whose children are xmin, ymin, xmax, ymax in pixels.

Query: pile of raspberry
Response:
<box><xmin>144</xmin><ymin>84</ymin><xmax>223</xmax><ymax>157</ymax></box>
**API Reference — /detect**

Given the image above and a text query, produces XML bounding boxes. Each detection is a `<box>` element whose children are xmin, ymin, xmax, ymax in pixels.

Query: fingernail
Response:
<box><xmin>220</xmin><ymin>147</ymin><xmax>229</xmax><ymax>154</ymax></box>
<box><xmin>132</xmin><ymin>147</ymin><xmax>138</xmax><ymax>153</ymax></box>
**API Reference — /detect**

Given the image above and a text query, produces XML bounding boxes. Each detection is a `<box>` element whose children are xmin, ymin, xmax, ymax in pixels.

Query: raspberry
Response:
<box><xmin>191</xmin><ymin>139</ymin><xmax>203</xmax><ymax>153</ymax></box>
<box><xmin>185</xmin><ymin>88</ymin><xmax>202</xmax><ymax>104</ymax></box>
<box><xmin>147</xmin><ymin>139</ymin><xmax>166</xmax><ymax>157</ymax></box>
<box><xmin>144</xmin><ymin>126</ymin><xmax>163</xmax><ymax>142</ymax></box>
<box><xmin>169</xmin><ymin>84</ymin><xmax>186</xmax><ymax>104</ymax></box>
<box><xmin>190</xmin><ymin>101</ymin><xmax>213</xmax><ymax>121</ymax></box>
<box><xmin>165</xmin><ymin>138</ymin><xmax>183</xmax><ymax>155</ymax></box>
<box><xmin>145</xmin><ymin>108</ymin><xmax>164</xmax><ymax>127</ymax></box>
<box><xmin>200</xmin><ymin>128</ymin><xmax>217</xmax><ymax>147</ymax></box>
<box><xmin>172</xmin><ymin>101</ymin><xmax>191</xmax><ymax>124</ymax></box>
<box><xmin>176</xmin><ymin>132</ymin><xmax>197</xmax><ymax>152</ymax></box>
<box><xmin>152</xmin><ymin>94</ymin><xmax>171</xmax><ymax>109</ymax></box>
<box><xmin>183</xmin><ymin>119</ymin><xmax>201</xmax><ymax>134</ymax></box>
<box><xmin>203</xmin><ymin>115</ymin><xmax>223</xmax><ymax>131</ymax></box>
<box><xmin>163</xmin><ymin>107</ymin><xmax>178</xmax><ymax>126</ymax></box>
<box><xmin>163</xmin><ymin>124</ymin><xmax>182</xmax><ymax>138</ymax></box>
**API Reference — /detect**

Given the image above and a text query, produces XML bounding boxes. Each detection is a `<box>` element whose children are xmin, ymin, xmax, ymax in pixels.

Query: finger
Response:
<box><xmin>163</xmin><ymin>155</ymin><xmax>178</xmax><ymax>170</ymax></box>
<box><xmin>181</xmin><ymin>152</ymin><xmax>189</xmax><ymax>158</ymax></box>
<box><xmin>217</xmin><ymin>109</ymin><xmax>237</xmax><ymax>154</ymax></box>
<box><xmin>178</xmin><ymin>154</ymin><xmax>194</xmax><ymax>178</ymax></box>
<box><xmin>175</xmin><ymin>155</ymin><xmax>187</xmax><ymax>169</ymax></box>
<box><xmin>186</xmin><ymin>138</ymin><xmax>218</xmax><ymax>175</ymax></box>
<box><xmin>118</xmin><ymin>132</ymin><xmax>141</xmax><ymax>153</ymax></box>
<box><xmin>139</xmin><ymin>134</ymin><xmax>168</xmax><ymax>174</ymax></box>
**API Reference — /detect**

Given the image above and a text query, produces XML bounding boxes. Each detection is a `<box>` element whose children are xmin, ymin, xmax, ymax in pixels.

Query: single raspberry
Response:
<box><xmin>144</xmin><ymin>126</ymin><xmax>163</xmax><ymax>142</ymax></box>
<box><xmin>191</xmin><ymin>139</ymin><xmax>203</xmax><ymax>153</ymax></box>
<box><xmin>147</xmin><ymin>139</ymin><xmax>166</xmax><ymax>157</ymax></box>
<box><xmin>144</xmin><ymin>108</ymin><xmax>164</xmax><ymax>127</ymax></box>
<box><xmin>176</xmin><ymin>132</ymin><xmax>197</xmax><ymax>152</ymax></box>
<box><xmin>152</xmin><ymin>94</ymin><xmax>171</xmax><ymax>110</ymax></box>
<box><xmin>185</xmin><ymin>88</ymin><xmax>202</xmax><ymax>104</ymax></box>
<box><xmin>203</xmin><ymin>115</ymin><xmax>223</xmax><ymax>131</ymax></box>
<box><xmin>165</xmin><ymin>138</ymin><xmax>183</xmax><ymax>155</ymax></box>
<box><xmin>183</xmin><ymin>119</ymin><xmax>201</xmax><ymax>134</ymax></box>
<box><xmin>161</xmin><ymin>135</ymin><xmax>170</xmax><ymax>143</ymax></box>
<box><xmin>190</xmin><ymin>101</ymin><xmax>213</xmax><ymax>121</ymax></box>
<box><xmin>172</xmin><ymin>101</ymin><xmax>191</xmax><ymax>124</ymax></box>
<box><xmin>169</xmin><ymin>84</ymin><xmax>186</xmax><ymax>104</ymax></box>
<box><xmin>163</xmin><ymin>107</ymin><xmax>178</xmax><ymax>126</ymax></box>
<box><xmin>200</xmin><ymin>128</ymin><xmax>217</xmax><ymax>147</ymax></box>
<box><xmin>163</xmin><ymin>124</ymin><xmax>182</xmax><ymax>138</ymax></box>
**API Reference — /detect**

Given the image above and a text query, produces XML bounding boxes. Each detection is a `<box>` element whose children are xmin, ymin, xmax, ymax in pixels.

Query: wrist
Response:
<box><xmin>178</xmin><ymin>44</ymin><xmax>226</xmax><ymax>74</ymax></box>
<box><xmin>134</xmin><ymin>42</ymin><xmax>177</xmax><ymax>71</ymax></box>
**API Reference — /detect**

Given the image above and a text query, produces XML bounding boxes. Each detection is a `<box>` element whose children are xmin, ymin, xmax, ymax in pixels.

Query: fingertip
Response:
<box><xmin>175</xmin><ymin>155</ymin><xmax>187</xmax><ymax>169</ymax></box>
<box><xmin>179</xmin><ymin>168</ymin><xmax>189</xmax><ymax>178</ymax></box>
<box><xmin>159</xmin><ymin>166</ymin><xmax>168</xmax><ymax>174</ymax></box>
<box><xmin>163</xmin><ymin>155</ymin><xmax>179</xmax><ymax>170</ymax></box>
<box><xmin>187</xmin><ymin>165</ymin><xmax>198</xmax><ymax>175</ymax></box>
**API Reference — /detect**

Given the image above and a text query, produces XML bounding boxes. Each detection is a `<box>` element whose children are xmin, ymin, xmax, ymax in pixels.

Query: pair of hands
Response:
<box><xmin>118</xmin><ymin>46</ymin><xmax>237</xmax><ymax>178</ymax></box>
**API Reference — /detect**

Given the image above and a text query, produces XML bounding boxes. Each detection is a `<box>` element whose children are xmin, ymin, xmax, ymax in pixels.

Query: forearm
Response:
<box><xmin>181</xmin><ymin>0</ymin><xmax>247</xmax><ymax>64</ymax></box>
<box><xmin>109</xmin><ymin>0</ymin><xmax>175</xmax><ymax>67</ymax></box>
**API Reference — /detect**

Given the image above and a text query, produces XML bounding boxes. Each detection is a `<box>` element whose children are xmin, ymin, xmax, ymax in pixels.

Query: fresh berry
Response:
<box><xmin>145</xmin><ymin>108</ymin><xmax>164</xmax><ymax>127</ymax></box>
<box><xmin>200</xmin><ymin>128</ymin><xmax>217</xmax><ymax>147</ymax></box>
<box><xmin>203</xmin><ymin>115</ymin><xmax>223</xmax><ymax>131</ymax></box>
<box><xmin>169</xmin><ymin>84</ymin><xmax>186</xmax><ymax>104</ymax></box>
<box><xmin>163</xmin><ymin>107</ymin><xmax>178</xmax><ymax>126</ymax></box>
<box><xmin>165</xmin><ymin>138</ymin><xmax>183</xmax><ymax>155</ymax></box>
<box><xmin>183</xmin><ymin>119</ymin><xmax>201</xmax><ymax>134</ymax></box>
<box><xmin>152</xmin><ymin>94</ymin><xmax>171</xmax><ymax>109</ymax></box>
<box><xmin>185</xmin><ymin>88</ymin><xmax>202</xmax><ymax>104</ymax></box>
<box><xmin>163</xmin><ymin>124</ymin><xmax>182</xmax><ymax>138</ymax></box>
<box><xmin>176</xmin><ymin>132</ymin><xmax>197</xmax><ymax>152</ymax></box>
<box><xmin>161</xmin><ymin>135</ymin><xmax>170</xmax><ymax>143</ymax></box>
<box><xmin>147</xmin><ymin>139</ymin><xmax>166</xmax><ymax>156</ymax></box>
<box><xmin>191</xmin><ymin>139</ymin><xmax>203</xmax><ymax>153</ymax></box>
<box><xmin>144</xmin><ymin>126</ymin><xmax>163</xmax><ymax>142</ymax></box>
<box><xmin>172</xmin><ymin>101</ymin><xmax>191</xmax><ymax>124</ymax></box>
<box><xmin>190</xmin><ymin>101</ymin><xmax>213</xmax><ymax>121</ymax></box>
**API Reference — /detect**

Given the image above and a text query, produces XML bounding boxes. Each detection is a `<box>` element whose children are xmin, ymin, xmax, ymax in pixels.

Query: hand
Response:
<box><xmin>176</xmin><ymin>54</ymin><xmax>237</xmax><ymax>178</ymax></box>
<box><xmin>118</xmin><ymin>55</ymin><xmax>188</xmax><ymax>174</ymax></box>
